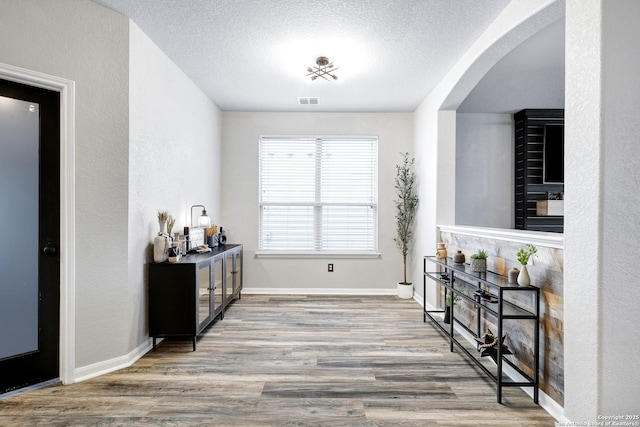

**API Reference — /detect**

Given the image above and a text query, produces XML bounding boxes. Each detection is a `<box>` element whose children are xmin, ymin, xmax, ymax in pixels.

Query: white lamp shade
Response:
<box><xmin>198</xmin><ymin>212</ymin><xmax>211</xmax><ymax>228</ymax></box>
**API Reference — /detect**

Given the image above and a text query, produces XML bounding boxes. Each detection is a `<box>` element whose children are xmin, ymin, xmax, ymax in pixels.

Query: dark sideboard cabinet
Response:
<box><xmin>149</xmin><ymin>244</ymin><xmax>243</xmax><ymax>351</ymax></box>
<box><xmin>514</xmin><ymin>109</ymin><xmax>564</xmax><ymax>233</ymax></box>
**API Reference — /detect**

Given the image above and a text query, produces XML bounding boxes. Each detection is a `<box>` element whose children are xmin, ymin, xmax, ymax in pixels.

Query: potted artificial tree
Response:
<box><xmin>394</xmin><ymin>152</ymin><xmax>419</xmax><ymax>299</ymax></box>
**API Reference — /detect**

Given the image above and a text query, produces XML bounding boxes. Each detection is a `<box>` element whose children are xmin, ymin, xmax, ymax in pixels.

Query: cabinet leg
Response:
<box><xmin>192</xmin><ymin>337</ymin><xmax>196</xmax><ymax>351</ymax></box>
<box><xmin>152</xmin><ymin>337</ymin><xmax>156</xmax><ymax>351</ymax></box>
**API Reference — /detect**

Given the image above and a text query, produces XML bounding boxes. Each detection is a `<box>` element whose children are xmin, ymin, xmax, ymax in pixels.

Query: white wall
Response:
<box><xmin>564</xmin><ymin>0</ymin><xmax>640</xmax><ymax>418</ymax></box>
<box><xmin>221</xmin><ymin>112</ymin><xmax>413</xmax><ymax>292</ymax></box>
<box><xmin>455</xmin><ymin>113</ymin><xmax>513</xmax><ymax>228</ymax></box>
<box><xmin>128</xmin><ymin>23</ymin><xmax>222</xmax><ymax>350</ymax></box>
<box><xmin>412</xmin><ymin>0</ymin><xmax>564</xmax><ymax>304</ymax></box>
<box><xmin>0</xmin><ymin>0</ymin><xmax>223</xmax><ymax>376</ymax></box>
<box><xmin>0</xmin><ymin>0</ymin><xmax>131</xmax><ymax>368</ymax></box>
<box><xmin>600</xmin><ymin>1</ymin><xmax>640</xmax><ymax>414</ymax></box>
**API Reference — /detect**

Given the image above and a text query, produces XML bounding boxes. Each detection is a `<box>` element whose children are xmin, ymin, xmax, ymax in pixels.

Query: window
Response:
<box><xmin>259</xmin><ymin>136</ymin><xmax>378</xmax><ymax>254</ymax></box>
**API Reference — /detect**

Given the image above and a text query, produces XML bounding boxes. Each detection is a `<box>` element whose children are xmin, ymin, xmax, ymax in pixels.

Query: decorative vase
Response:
<box><xmin>154</xmin><ymin>220</ymin><xmax>170</xmax><ymax>263</ymax></box>
<box><xmin>453</xmin><ymin>250</ymin><xmax>465</xmax><ymax>263</ymax></box>
<box><xmin>443</xmin><ymin>306</ymin><xmax>451</xmax><ymax>324</ymax></box>
<box><xmin>517</xmin><ymin>265</ymin><xmax>530</xmax><ymax>286</ymax></box>
<box><xmin>470</xmin><ymin>258</ymin><xmax>487</xmax><ymax>272</ymax></box>
<box><xmin>397</xmin><ymin>282</ymin><xmax>413</xmax><ymax>299</ymax></box>
<box><xmin>436</xmin><ymin>242</ymin><xmax>447</xmax><ymax>259</ymax></box>
<box><xmin>168</xmin><ymin>243</ymin><xmax>181</xmax><ymax>263</ymax></box>
<box><xmin>153</xmin><ymin>233</ymin><xmax>170</xmax><ymax>263</ymax></box>
<box><xmin>508</xmin><ymin>267</ymin><xmax>519</xmax><ymax>283</ymax></box>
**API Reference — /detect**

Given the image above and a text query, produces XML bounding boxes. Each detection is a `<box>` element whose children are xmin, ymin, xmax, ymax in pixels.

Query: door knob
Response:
<box><xmin>43</xmin><ymin>246</ymin><xmax>57</xmax><ymax>255</ymax></box>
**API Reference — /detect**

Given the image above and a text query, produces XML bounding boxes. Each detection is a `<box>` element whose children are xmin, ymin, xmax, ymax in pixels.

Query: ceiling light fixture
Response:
<box><xmin>306</xmin><ymin>56</ymin><xmax>339</xmax><ymax>81</ymax></box>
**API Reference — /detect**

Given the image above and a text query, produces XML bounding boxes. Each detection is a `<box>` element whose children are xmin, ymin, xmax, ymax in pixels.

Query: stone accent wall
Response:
<box><xmin>439</xmin><ymin>230</ymin><xmax>564</xmax><ymax>405</ymax></box>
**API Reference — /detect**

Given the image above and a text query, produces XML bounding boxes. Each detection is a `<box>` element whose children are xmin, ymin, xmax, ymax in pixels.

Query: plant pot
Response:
<box><xmin>470</xmin><ymin>258</ymin><xmax>487</xmax><ymax>272</ymax></box>
<box><xmin>517</xmin><ymin>265</ymin><xmax>531</xmax><ymax>286</ymax></box>
<box><xmin>397</xmin><ymin>282</ymin><xmax>413</xmax><ymax>299</ymax></box>
<box><xmin>443</xmin><ymin>306</ymin><xmax>451</xmax><ymax>324</ymax></box>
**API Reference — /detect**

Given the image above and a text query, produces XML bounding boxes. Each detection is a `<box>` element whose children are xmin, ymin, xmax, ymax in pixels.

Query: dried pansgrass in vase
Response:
<box><xmin>206</xmin><ymin>225</ymin><xmax>218</xmax><ymax>237</ymax></box>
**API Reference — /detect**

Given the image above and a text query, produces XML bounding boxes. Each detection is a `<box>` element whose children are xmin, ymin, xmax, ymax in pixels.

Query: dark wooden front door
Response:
<box><xmin>0</xmin><ymin>78</ymin><xmax>60</xmax><ymax>394</ymax></box>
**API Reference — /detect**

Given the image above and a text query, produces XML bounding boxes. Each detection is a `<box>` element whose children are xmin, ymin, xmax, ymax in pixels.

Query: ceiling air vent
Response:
<box><xmin>298</xmin><ymin>97</ymin><xmax>319</xmax><ymax>105</ymax></box>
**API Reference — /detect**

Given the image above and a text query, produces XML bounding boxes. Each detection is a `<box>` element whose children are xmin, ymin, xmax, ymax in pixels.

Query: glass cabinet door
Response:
<box><xmin>225</xmin><ymin>248</ymin><xmax>242</xmax><ymax>299</ymax></box>
<box><xmin>198</xmin><ymin>264</ymin><xmax>212</xmax><ymax>327</ymax></box>
<box><xmin>225</xmin><ymin>251</ymin><xmax>234</xmax><ymax>301</ymax></box>
<box><xmin>213</xmin><ymin>257</ymin><xmax>224</xmax><ymax>315</ymax></box>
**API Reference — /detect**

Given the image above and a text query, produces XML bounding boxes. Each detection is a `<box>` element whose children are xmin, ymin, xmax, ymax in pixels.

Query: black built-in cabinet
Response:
<box><xmin>514</xmin><ymin>109</ymin><xmax>564</xmax><ymax>233</ymax></box>
<box><xmin>149</xmin><ymin>244</ymin><xmax>242</xmax><ymax>351</ymax></box>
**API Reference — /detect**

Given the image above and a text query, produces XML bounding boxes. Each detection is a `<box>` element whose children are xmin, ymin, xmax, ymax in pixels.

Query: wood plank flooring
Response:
<box><xmin>0</xmin><ymin>295</ymin><xmax>556</xmax><ymax>426</ymax></box>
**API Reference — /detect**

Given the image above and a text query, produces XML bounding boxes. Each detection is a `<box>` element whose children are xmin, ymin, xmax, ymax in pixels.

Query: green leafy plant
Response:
<box><xmin>445</xmin><ymin>293</ymin><xmax>460</xmax><ymax>307</ymax></box>
<box><xmin>394</xmin><ymin>152</ymin><xmax>419</xmax><ymax>285</ymax></box>
<box><xmin>471</xmin><ymin>249</ymin><xmax>488</xmax><ymax>260</ymax></box>
<box><xmin>516</xmin><ymin>244</ymin><xmax>537</xmax><ymax>265</ymax></box>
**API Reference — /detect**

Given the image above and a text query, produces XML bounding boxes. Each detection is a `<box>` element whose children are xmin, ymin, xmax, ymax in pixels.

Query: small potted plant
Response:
<box><xmin>516</xmin><ymin>244</ymin><xmax>537</xmax><ymax>286</ymax></box>
<box><xmin>470</xmin><ymin>249</ymin><xmax>488</xmax><ymax>272</ymax></box>
<box><xmin>394</xmin><ymin>152</ymin><xmax>419</xmax><ymax>299</ymax></box>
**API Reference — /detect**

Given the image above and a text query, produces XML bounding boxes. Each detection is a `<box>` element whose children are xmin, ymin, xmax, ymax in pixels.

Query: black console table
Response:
<box><xmin>149</xmin><ymin>244</ymin><xmax>242</xmax><ymax>351</ymax></box>
<box><xmin>423</xmin><ymin>256</ymin><xmax>540</xmax><ymax>404</ymax></box>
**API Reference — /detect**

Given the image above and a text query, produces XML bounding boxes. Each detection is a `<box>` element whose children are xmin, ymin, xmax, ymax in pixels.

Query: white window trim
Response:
<box><xmin>255</xmin><ymin>250</ymin><xmax>381</xmax><ymax>259</ymax></box>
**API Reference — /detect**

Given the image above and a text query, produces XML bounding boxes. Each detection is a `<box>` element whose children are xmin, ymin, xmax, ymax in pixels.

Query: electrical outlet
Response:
<box><xmin>328</xmin><ymin>263</ymin><xmax>334</xmax><ymax>272</ymax></box>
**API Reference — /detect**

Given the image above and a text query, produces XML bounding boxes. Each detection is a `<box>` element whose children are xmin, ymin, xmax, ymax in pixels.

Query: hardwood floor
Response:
<box><xmin>0</xmin><ymin>295</ymin><xmax>556</xmax><ymax>426</ymax></box>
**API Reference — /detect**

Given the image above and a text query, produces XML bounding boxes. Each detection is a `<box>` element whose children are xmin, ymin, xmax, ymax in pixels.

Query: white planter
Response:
<box><xmin>517</xmin><ymin>265</ymin><xmax>531</xmax><ymax>286</ymax></box>
<box><xmin>397</xmin><ymin>282</ymin><xmax>413</xmax><ymax>299</ymax></box>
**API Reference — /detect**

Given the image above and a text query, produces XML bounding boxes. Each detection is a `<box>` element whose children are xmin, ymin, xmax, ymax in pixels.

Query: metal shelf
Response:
<box><xmin>423</xmin><ymin>256</ymin><xmax>540</xmax><ymax>404</ymax></box>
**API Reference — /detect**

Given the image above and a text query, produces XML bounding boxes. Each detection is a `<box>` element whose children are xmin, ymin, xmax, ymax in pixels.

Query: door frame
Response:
<box><xmin>0</xmin><ymin>62</ymin><xmax>76</xmax><ymax>385</ymax></box>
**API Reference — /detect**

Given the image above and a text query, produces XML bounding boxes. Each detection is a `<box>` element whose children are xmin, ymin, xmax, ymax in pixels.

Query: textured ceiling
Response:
<box><xmin>91</xmin><ymin>0</ymin><xmax>511</xmax><ymax>112</ymax></box>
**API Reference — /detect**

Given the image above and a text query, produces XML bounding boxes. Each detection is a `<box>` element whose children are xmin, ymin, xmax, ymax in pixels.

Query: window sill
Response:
<box><xmin>255</xmin><ymin>251</ymin><xmax>381</xmax><ymax>259</ymax></box>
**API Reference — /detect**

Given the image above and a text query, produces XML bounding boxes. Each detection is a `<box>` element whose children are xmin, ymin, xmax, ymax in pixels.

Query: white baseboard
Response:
<box><xmin>412</xmin><ymin>292</ymin><xmax>424</xmax><ymax>307</ymax></box>
<box><xmin>73</xmin><ymin>338</ymin><xmax>154</xmax><ymax>383</ymax></box>
<box><xmin>242</xmin><ymin>287</ymin><xmax>398</xmax><ymax>295</ymax></box>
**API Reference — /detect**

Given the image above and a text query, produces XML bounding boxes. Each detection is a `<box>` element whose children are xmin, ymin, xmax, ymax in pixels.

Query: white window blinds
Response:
<box><xmin>259</xmin><ymin>136</ymin><xmax>378</xmax><ymax>253</ymax></box>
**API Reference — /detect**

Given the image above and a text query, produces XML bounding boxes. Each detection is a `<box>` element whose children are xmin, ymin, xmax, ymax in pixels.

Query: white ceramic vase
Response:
<box><xmin>397</xmin><ymin>282</ymin><xmax>413</xmax><ymax>299</ymax></box>
<box><xmin>154</xmin><ymin>220</ymin><xmax>170</xmax><ymax>263</ymax></box>
<box><xmin>517</xmin><ymin>265</ymin><xmax>530</xmax><ymax>286</ymax></box>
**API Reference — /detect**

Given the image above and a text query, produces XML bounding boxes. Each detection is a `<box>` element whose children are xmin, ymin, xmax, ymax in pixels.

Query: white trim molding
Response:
<box><xmin>74</xmin><ymin>339</ymin><xmax>153</xmax><ymax>383</ymax></box>
<box><xmin>0</xmin><ymin>62</ymin><xmax>76</xmax><ymax>385</ymax></box>
<box><xmin>243</xmin><ymin>287</ymin><xmax>396</xmax><ymax>295</ymax></box>
<box><xmin>438</xmin><ymin>225</ymin><xmax>564</xmax><ymax>249</ymax></box>
<box><xmin>255</xmin><ymin>251</ymin><xmax>381</xmax><ymax>259</ymax></box>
